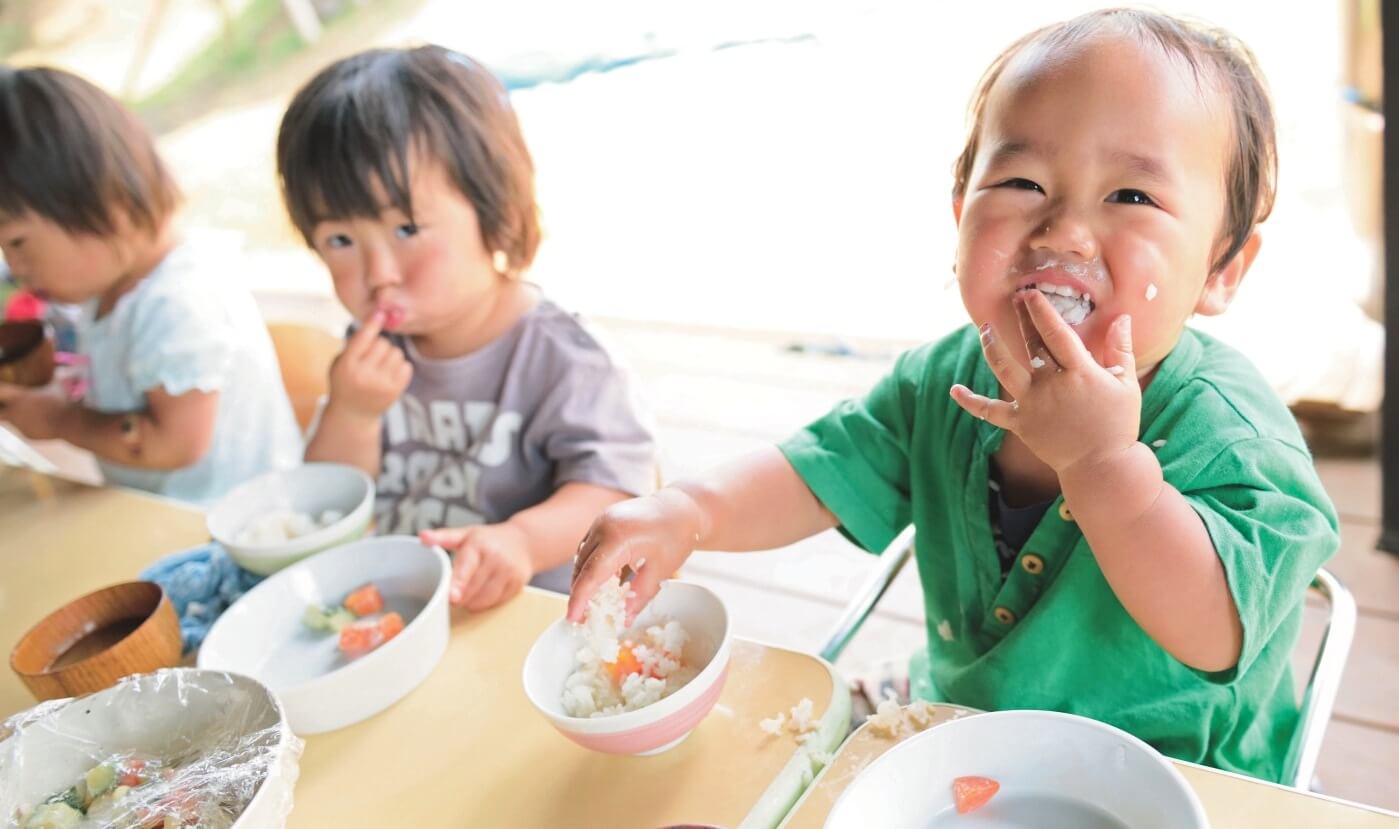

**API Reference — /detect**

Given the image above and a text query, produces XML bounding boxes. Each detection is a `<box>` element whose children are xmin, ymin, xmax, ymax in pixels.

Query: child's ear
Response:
<box><xmin>952</xmin><ymin>196</ymin><xmax>964</xmax><ymax>226</ymax></box>
<box><xmin>1195</xmin><ymin>230</ymin><xmax>1262</xmax><ymax>317</ymax></box>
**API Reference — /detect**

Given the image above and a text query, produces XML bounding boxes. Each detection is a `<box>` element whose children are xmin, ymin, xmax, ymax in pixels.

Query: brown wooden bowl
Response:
<box><xmin>0</xmin><ymin>319</ymin><xmax>55</xmax><ymax>387</ymax></box>
<box><xmin>10</xmin><ymin>581</ymin><xmax>182</xmax><ymax>701</ymax></box>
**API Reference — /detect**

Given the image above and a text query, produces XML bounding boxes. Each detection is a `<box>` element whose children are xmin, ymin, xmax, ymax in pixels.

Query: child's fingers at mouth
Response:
<box><xmin>1013</xmin><ymin>294</ymin><xmax>1058</xmax><ymax>370</ymax></box>
<box><xmin>347</xmin><ymin>309</ymin><xmax>386</xmax><ymax>355</ymax></box>
<box><xmin>950</xmin><ymin>384</ymin><xmax>1017</xmax><ymax>430</ymax></box>
<box><xmin>977</xmin><ymin>323</ymin><xmax>1029</xmax><ymax>397</ymax></box>
<box><xmin>1020</xmin><ymin>291</ymin><xmax>1092</xmax><ymax>371</ymax></box>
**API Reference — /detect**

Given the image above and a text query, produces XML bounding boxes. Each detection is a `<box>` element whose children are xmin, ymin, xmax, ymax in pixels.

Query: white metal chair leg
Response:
<box><xmin>1289</xmin><ymin>568</ymin><xmax>1357</xmax><ymax>790</ymax></box>
<box><xmin>819</xmin><ymin>527</ymin><xmax>916</xmax><ymax>663</ymax></box>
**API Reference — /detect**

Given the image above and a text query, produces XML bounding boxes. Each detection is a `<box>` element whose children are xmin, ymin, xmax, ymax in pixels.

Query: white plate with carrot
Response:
<box><xmin>198</xmin><ymin>536</ymin><xmax>451</xmax><ymax>734</ymax></box>
<box><xmin>824</xmin><ymin>710</ymin><xmax>1208</xmax><ymax>828</ymax></box>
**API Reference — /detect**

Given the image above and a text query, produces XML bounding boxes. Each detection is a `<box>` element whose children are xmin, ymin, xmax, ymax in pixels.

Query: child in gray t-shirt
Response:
<box><xmin>277</xmin><ymin>46</ymin><xmax>657</xmax><ymax>608</ymax></box>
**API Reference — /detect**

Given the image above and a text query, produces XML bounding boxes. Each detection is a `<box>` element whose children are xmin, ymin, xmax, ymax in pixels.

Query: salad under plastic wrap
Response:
<box><xmin>0</xmin><ymin>669</ymin><xmax>303</xmax><ymax>829</ymax></box>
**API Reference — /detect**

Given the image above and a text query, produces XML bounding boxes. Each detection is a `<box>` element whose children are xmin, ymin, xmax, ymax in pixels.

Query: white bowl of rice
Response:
<box><xmin>207</xmin><ymin>463</ymin><xmax>374</xmax><ymax>576</ymax></box>
<box><xmin>522</xmin><ymin>579</ymin><xmax>732</xmax><ymax>755</ymax></box>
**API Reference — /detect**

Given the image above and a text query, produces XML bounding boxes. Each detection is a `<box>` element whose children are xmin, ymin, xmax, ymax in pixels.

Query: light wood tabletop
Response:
<box><xmin>780</xmin><ymin>703</ymin><xmax>1399</xmax><ymax>828</ymax></box>
<box><xmin>0</xmin><ymin>469</ymin><xmax>851</xmax><ymax>828</ymax></box>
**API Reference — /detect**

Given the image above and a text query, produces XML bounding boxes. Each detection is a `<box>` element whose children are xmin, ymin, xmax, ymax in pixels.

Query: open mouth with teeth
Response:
<box><xmin>1018</xmin><ymin>283</ymin><xmax>1095</xmax><ymax>326</ymax></box>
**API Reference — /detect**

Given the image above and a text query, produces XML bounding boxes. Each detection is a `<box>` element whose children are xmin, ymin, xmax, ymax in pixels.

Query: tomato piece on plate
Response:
<box><xmin>953</xmin><ymin>775</ymin><xmax>1000</xmax><ymax>814</ymax></box>
<box><xmin>343</xmin><ymin>583</ymin><xmax>385</xmax><ymax>616</ymax></box>
<box><xmin>338</xmin><ymin>619</ymin><xmax>383</xmax><ymax>655</ymax></box>
<box><xmin>378</xmin><ymin>611</ymin><xmax>405</xmax><ymax>642</ymax></box>
<box><xmin>339</xmin><ymin>612</ymin><xmax>405</xmax><ymax>656</ymax></box>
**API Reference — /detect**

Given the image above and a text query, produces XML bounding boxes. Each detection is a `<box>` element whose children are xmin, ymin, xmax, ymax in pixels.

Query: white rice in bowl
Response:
<box><xmin>234</xmin><ymin>509</ymin><xmax>345</xmax><ymax>546</ymax></box>
<box><xmin>561</xmin><ymin>578</ymin><xmax>699</xmax><ymax>718</ymax></box>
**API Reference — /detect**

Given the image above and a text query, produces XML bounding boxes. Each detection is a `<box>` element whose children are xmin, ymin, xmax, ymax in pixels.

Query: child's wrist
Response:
<box><xmin>323</xmin><ymin>397</ymin><xmax>385</xmax><ymax>431</ymax></box>
<box><xmin>655</xmin><ymin>485</ymin><xmax>710</xmax><ymax>548</ymax></box>
<box><xmin>1059</xmin><ymin>442</ymin><xmax>1163</xmax><ymax>521</ymax></box>
<box><xmin>498</xmin><ymin>520</ymin><xmax>538</xmax><ymax>574</ymax></box>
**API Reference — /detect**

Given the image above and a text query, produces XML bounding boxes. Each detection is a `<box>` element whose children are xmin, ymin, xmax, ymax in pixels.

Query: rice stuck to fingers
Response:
<box><xmin>561</xmin><ymin>577</ymin><xmax>698</xmax><ymax>717</ymax></box>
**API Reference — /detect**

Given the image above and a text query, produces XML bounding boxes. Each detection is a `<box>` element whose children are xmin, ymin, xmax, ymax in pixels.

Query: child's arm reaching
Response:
<box><xmin>951</xmin><ymin>290</ymin><xmax>1242</xmax><ymax>673</ymax></box>
<box><xmin>419</xmin><ymin>482</ymin><xmax>630</xmax><ymax>610</ymax></box>
<box><xmin>0</xmin><ymin>382</ymin><xmax>218</xmax><ymax>470</ymax></box>
<box><xmin>303</xmin><ymin>310</ymin><xmax>412</xmax><ymax>478</ymax></box>
<box><xmin>566</xmin><ymin>446</ymin><xmax>839</xmax><ymax>624</ymax></box>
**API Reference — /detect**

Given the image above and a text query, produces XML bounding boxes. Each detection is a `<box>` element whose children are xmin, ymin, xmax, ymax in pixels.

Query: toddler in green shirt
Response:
<box><xmin>568</xmin><ymin>9</ymin><xmax>1339</xmax><ymax>783</ymax></box>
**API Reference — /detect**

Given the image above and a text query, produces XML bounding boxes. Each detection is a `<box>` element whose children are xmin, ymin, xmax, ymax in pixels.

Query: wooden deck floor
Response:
<box><xmin>598</xmin><ymin>317</ymin><xmax>1399</xmax><ymax>813</ymax></box>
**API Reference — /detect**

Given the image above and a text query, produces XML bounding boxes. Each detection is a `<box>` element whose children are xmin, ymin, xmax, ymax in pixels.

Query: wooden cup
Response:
<box><xmin>0</xmin><ymin>320</ymin><xmax>55</xmax><ymax>387</ymax></box>
<box><xmin>10</xmin><ymin>581</ymin><xmax>183</xmax><ymax>701</ymax></box>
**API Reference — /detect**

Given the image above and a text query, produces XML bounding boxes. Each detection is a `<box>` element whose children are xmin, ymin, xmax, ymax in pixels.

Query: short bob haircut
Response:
<box><xmin>951</xmin><ymin>8</ymin><xmax>1277</xmax><ymax>275</ymax></box>
<box><xmin>0</xmin><ymin>66</ymin><xmax>180</xmax><ymax>236</ymax></box>
<box><xmin>277</xmin><ymin>45</ymin><xmax>541</xmax><ymax>272</ymax></box>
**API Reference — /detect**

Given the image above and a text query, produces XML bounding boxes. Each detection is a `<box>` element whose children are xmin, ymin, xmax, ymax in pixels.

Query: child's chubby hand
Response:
<box><xmin>950</xmin><ymin>290</ymin><xmax>1140</xmax><ymax>477</ymax></box>
<box><xmin>420</xmin><ymin>523</ymin><xmax>534</xmax><ymax>611</ymax></box>
<box><xmin>0</xmin><ymin>381</ymin><xmax>69</xmax><ymax>440</ymax></box>
<box><xmin>326</xmin><ymin>310</ymin><xmax>412</xmax><ymax>421</ymax></box>
<box><xmin>567</xmin><ymin>489</ymin><xmax>704</xmax><ymax>625</ymax></box>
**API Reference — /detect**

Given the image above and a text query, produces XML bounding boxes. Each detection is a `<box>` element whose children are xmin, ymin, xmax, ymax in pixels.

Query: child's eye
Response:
<box><xmin>324</xmin><ymin>233</ymin><xmax>353</xmax><ymax>250</ymax></box>
<box><xmin>1108</xmin><ymin>189</ymin><xmax>1156</xmax><ymax>207</ymax></box>
<box><xmin>394</xmin><ymin>223</ymin><xmax>419</xmax><ymax>240</ymax></box>
<box><xmin>997</xmin><ymin>178</ymin><xmax>1044</xmax><ymax>193</ymax></box>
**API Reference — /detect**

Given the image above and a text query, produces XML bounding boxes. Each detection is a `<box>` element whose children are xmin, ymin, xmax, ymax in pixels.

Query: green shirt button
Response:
<box><xmin>1058</xmin><ymin>502</ymin><xmax>1074</xmax><ymax>522</ymax></box>
<box><xmin>993</xmin><ymin>606</ymin><xmax>1017</xmax><ymax>625</ymax></box>
<box><xmin>1021</xmin><ymin>553</ymin><xmax>1045</xmax><ymax>575</ymax></box>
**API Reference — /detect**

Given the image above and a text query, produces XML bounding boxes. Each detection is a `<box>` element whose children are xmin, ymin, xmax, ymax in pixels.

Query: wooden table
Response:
<box><xmin>780</xmin><ymin>704</ymin><xmax>1399</xmax><ymax>828</ymax></box>
<box><xmin>0</xmin><ymin>469</ymin><xmax>851</xmax><ymax>828</ymax></box>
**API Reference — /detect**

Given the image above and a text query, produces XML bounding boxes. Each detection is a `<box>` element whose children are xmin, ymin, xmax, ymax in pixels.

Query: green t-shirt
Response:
<box><xmin>780</xmin><ymin>325</ymin><xmax>1338</xmax><ymax>783</ymax></box>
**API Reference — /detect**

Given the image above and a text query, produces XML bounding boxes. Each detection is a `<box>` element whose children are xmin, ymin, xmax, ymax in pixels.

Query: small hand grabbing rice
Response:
<box><xmin>561</xmin><ymin>577</ymin><xmax>698</xmax><ymax>717</ymax></box>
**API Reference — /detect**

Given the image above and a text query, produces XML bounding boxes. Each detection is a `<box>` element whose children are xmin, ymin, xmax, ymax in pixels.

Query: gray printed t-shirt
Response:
<box><xmin>373</xmin><ymin>300</ymin><xmax>657</xmax><ymax>591</ymax></box>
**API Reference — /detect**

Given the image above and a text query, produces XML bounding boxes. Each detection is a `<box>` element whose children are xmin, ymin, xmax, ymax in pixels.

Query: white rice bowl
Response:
<box><xmin>522</xmin><ymin>580</ymin><xmax>733</xmax><ymax>755</ymax></box>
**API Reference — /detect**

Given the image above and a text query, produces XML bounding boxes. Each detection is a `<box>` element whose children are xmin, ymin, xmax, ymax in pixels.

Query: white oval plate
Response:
<box><xmin>198</xmin><ymin>536</ymin><xmax>450</xmax><ymax>735</ymax></box>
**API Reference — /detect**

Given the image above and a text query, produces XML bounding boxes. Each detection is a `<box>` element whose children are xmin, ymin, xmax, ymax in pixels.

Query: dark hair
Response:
<box><xmin>951</xmin><ymin>9</ymin><xmax>1277</xmax><ymax>274</ymax></box>
<box><xmin>277</xmin><ymin>45</ymin><xmax>540</xmax><ymax>271</ymax></box>
<box><xmin>0</xmin><ymin>66</ymin><xmax>180</xmax><ymax>236</ymax></box>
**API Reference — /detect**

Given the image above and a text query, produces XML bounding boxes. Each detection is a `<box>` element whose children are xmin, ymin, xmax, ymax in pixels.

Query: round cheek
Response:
<box><xmin>423</xmin><ymin>243</ymin><xmax>492</xmax><ymax>306</ymax></box>
<box><xmin>65</xmin><ymin>247</ymin><xmax>117</xmax><ymax>301</ymax></box>
<box><xmin>1104</xmin><ymin>244</ymin><xmax>1193</xmax><ymax>364</ymax></box>
<box><xmin>956</xmin><ymin>223</ymin><xmax>1017</xmax><ymax>319</ymax></box>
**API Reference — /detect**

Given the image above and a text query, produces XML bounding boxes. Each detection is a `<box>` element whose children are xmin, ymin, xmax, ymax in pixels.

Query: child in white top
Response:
<box><xmin>0</xmin><ymin>67</ymin><xmax>302</xmax><ymax>504</ymax></box>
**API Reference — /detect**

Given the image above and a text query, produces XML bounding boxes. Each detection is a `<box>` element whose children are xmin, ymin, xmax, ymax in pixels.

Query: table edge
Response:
<box><xmin>739</xmin><ymin>647</ymin><xmax>851</xmax><ymax>829</ymax></box>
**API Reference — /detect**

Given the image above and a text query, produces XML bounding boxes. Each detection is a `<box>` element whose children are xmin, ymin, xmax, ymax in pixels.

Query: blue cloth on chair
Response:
<box><xmin>139</xmin><ymin>542</ymin><xmax>263</xmax><ymax>654</ymax></box>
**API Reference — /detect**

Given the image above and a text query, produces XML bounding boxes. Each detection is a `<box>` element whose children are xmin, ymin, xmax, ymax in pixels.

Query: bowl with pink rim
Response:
<box><xmin>522</xmin><ymin>580</ymin><xmax>732</xmax><ymax>755</ymax></box>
